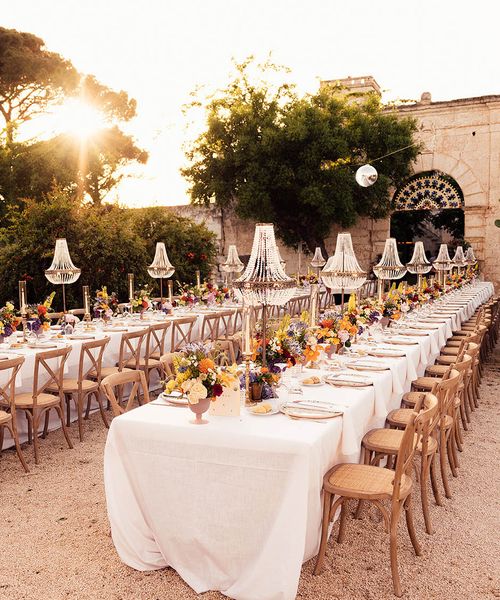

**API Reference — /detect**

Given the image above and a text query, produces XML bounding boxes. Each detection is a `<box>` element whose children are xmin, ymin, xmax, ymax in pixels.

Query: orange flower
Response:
<box><xmin>304</xmin><ymin>345</ymin><xmax>320</xmax><ymax>363</ymax></box>
<box><xmin>198</xmin><ymin>358</ymin><xmax>215</xmax><ymax>373</ymax></box>
<box><xmin>260</xmin><ymin>367</ymin><xmax>269</xmax><ymax>373</ymax></box>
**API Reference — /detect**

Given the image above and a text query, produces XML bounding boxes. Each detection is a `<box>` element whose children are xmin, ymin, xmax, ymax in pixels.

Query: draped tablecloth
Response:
<box><xmin>104</xmin><ymin>282</ymin><xmax>493</xmax><ymax>600</ymax></box>
<box><xmin>1</xmin><ymin>308</ymin><xmax>237</xmax><ymax>449</ymax></box>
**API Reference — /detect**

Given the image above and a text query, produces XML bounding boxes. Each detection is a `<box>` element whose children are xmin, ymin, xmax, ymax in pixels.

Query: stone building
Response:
<box><xmin>172</xmin><ymin>80</ymin><xmax>500</xmax><ymax>288</ymax></box>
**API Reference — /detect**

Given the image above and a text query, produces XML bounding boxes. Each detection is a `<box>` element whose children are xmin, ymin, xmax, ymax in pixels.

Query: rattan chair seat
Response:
<box><xmin>14</xmin><ymin>392</ymin><xmax>59</xmax><ymax>408</ymax></box>
<box><xmin>324</xmin><ymin>463</ymin><xmax>412</xmax><ymax>499</ymax></box>
<box><xmin>412</xmin><ymin>376</ymin><xmax>440</xmax><ymax>390</ymax></box>
<box><xmin>46</xmin><ymin>378</ymin><xmax>98</xmax><ymax>393</ymax></box>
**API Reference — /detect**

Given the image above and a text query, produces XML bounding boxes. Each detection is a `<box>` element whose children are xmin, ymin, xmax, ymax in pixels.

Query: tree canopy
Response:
<box><xmin>0</xmin><ymin>27</ymin><xmax>147</xmax><ymax>210</ymax></box>
<box><xmin>0</xmin><ymin>188</ymin><xmax>217</xmax><ymax>311</ymax></box>
<box><xmin>182</xmin><ymin>59</ymin><xmax>420</xmax><ymax>252</ymax></box>
<box><xmin>0</xmin><ymin>27</ymin><xmax>78</xmax><ymax>142</ymax></box>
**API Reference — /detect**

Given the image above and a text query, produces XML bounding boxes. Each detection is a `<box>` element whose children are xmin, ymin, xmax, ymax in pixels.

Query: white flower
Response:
<box><xmin>338</xmin><ymin>330</ymin><xmax>350</xmax><ymax>343</ymax></box>
<box><xmin>188</xmin><ymin>380</ymin><xmax>208</xmax><ymax>404</ymax></box>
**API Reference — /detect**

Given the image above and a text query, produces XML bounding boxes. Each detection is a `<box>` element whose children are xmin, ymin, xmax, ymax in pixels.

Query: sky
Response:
<box><xmin>2</xmin><ymin>0</ymin><xmax>499</xmax><ymax>207</ymax></box>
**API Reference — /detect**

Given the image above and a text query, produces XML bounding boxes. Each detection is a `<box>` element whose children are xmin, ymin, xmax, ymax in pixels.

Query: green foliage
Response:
<box><xmin>0</xmin><ymin>189</ymin><xmax>217</xmax><ymax>311</ymax></box>
<box><xmin>182</xmin><ymin>59</ymin><xmax>420</xmax><ymax>252</ymax></box>
<box><xmin>0</xmin><ymin>27</ymin><xmax>79</xmax><ymax>142</ymax></box>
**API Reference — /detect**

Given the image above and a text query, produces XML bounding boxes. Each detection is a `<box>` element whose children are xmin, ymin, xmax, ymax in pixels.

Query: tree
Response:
<box><xmin>0</xmin><ymin>27</ymin><xmax>147</xmax><ymax>209</ymax></box>
<box><xmin>0</xmin><ymin>27</ymin><xmax>78</xmax><ymax>142</ymax></box>
<box><xmin>182</xmin><ymin>59</ymin><xmax>420</xmax><ymax>253</ymax></box>
<box><xmin>0</xmin><ymin>188</ymin><xmax>218</xmax><ymax>310</ymax></box>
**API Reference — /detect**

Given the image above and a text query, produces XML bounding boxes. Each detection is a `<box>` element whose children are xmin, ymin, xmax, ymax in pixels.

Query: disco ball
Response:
<box><xmin>355</xmin><ymin>164</ymin><xmax>378</xmax><ymax>187</ymax></box>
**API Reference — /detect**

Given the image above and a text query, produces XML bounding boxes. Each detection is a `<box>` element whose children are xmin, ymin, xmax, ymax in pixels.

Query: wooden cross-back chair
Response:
<box><xmin>146</xmin><ymin>321</ymin><xmax>172</xmax><ymax>361</ymax></box>
<box><xmin>46</xmin><ymin>337</ymin><xmax>110</xmax><ymax>440</ymax></box>
<box><xmin>232</xmin><ymin>308</ymin><xmax>242</xmax><ymax>335</ymax></box>
<box><xmin>124</xmin><ymin>322</ymin><xmax>172</xmax><ymax>386</ymax></box>
<box><xmin>13</xmin><ymin>346</ymin><xmax>73</xmax><ymax>464</ymax></box>
<box><xmin>0</xmin><ymin>356</ymin><xmax>29</xmax><ymax>472</ymax></box>
<box><xmin>199</xmin><ymin>313</ymin><xmax>221</xmax><ymax>343</ymax></box>
<box><xmin>170</xmin><ymin>316</ymin><xmax>197</xmax><ymax>351</ymax></box>
<box><xmin>97</xmin><ymin>328</ymin><xmax>148</xmax><ymax>380</ymax></box>
<box><xmin>100</xmin><ymin>370</ymin><xmax>150</xmax><ymax>417</ymax></box>
<box><xmin>314</xmin><ymin>409</ymin><xmax>428</xmax><ymax>597</ymax></box>
<box><xmin>217</xmin><ymin>310</ymin><xmax>234</xmax><ymax>339</ymax></box>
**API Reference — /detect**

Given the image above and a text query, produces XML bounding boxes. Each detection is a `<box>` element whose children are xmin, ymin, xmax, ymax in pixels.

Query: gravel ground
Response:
<box><xmin>0</xmin><ymin>363</ymin><xmax>499</xmax><ymax>600</ymax></box>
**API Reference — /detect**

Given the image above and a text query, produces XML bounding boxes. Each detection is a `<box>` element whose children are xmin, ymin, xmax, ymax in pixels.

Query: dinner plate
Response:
<box><xmin>246</xmin><ymin>404</ymin><xmax>279</xmax><ymax>416</ymax></box>
<box><xmin>67</xmin><ymin>334</ymin><xmax>96</xmax><ymax>340</ymax></box>
<box><xmin>347</xmin><ymin>362</ymin><xmax>389</xmax><ymax>372</ymax></box>
<box><xmin>300</xmin><ymin>379</ymin><xmax>324</xmax><ymax>387</ymax></box>
<box><xmin>157</xmin><ymin>392</ymin><xmax>189</xmax><ymax>406</ymax></box>
<box><xmin>281</xmin><ymin>405</ymin><xmax>342</xmax><ymax>420</ymax></box>
<box><xmin>325</xmin><ymin>374</ymin><xmax>372</xmax><ymax>387</ymax></box>
<box><xmin>383</xmin><ymin>338</ymin><xmax>419</xmax><ymax>346</ymax></box>
<box><xmin>368</xmin><ymin>350</ymin><xmax>405</xmax><ymax>358</ymax></box>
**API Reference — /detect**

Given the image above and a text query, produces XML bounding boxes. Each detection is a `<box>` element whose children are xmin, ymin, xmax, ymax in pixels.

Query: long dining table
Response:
<box><xmin>0</xmin><ymin>305</ymin><xmax>239</xmax><ymax>450</ymax></box>
<box><xmin>103</xmin><ymin>282</ymin><xmax>493</xmax><ymax>600</ymax></box>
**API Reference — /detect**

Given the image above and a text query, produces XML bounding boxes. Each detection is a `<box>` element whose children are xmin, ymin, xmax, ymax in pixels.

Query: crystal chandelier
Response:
<box><xmin>147</xmin><ymin>242</ymin><xmax>175</xmax><ymax>301</ymax></box>
<box><xmin>373</xmin><ymin>238</ymin><xmax>407</xmax><ymax>300</ymax></box>
<box><xmin>406</xmin><ymin>241</ymin><xmax>432</xmax><ymax>289</ymax></box>
<box><xmin>451</xmin><ymin>246</ymin><xmax>467</xmax><ymax>272</ymax></box>
<box><xmin>234</xmin><ymin>224</ymin><xmax>296</xmax><ymax>307</ymax></box>
<box><xmin>465</xmin><ymin>247</ymin><xmax>477</xmax><ymax>266</ymax></box>
<box><xmin>310</xmin><ymin>247</ymin><xmax>326</xmax><ymax>274</ymax></box>
<box><xmin>321</xmin><ymin>233</ymin><xmax>366</xmax><ymax>308</ymax></box>
<box><xmin>220</xmin><ymin>244</ymin><xmax>244</xmax><ymax>285</ymax></box>
<box><xmin>45</xmin><ymin>238</ymin><xmax>81</xmax><ymax>312</ymax></box>
<box><xmin>432</xmin><ymin>243</ymin><xmax>453</xmax><ymax>285</ymax></box>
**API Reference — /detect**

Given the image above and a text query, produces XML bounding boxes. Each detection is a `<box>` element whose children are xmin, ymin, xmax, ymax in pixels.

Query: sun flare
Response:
<box><xmin>55</xmin><ymin>99</ymin><xmax>106</xmax><ymax>140</ymax></box>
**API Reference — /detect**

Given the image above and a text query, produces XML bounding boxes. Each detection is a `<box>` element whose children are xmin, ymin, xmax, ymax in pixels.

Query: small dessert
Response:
<box><xmin>252</xmin><ymin>402</ymin><xmax>273</xmax><ymax>414</ymax></box>
<box><xmin>302</xmin><ymin>376</ymin><xmax>321</xmax><ymax>385</ymax></box>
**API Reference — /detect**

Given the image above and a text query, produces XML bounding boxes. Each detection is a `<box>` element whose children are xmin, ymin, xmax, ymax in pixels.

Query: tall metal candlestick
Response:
<box><xmin>127</xmin><ymin>273</ymin><xmax>134</xmax><ymax>303</ymax></box>
<box><xmin>195</xmin><ymin>270</ymin><xmax>201</xmax><ymax>288</ymax></box>
<box><xmin>83</xmin><ymin>285</ymin><xmax>91</xmax><ymax>321</ymax></box>
<box><xmin>18</xmin><ymin>280</ymin><xmax>28</xmax><ymax>342</ymax></box>
<box><xmin>18</xmin><ymin>281</ymin><xmax>27</xmax><ymax>316</ymax></box>
<box><xmin>241</xmin><ymin>303</ymin><xmax>253</xmax><ymax>406</ymax></box>
<box><xmin>168</xmin><ymin>280</ymin><xmax>173</xmax><ymax>303</ymax></box>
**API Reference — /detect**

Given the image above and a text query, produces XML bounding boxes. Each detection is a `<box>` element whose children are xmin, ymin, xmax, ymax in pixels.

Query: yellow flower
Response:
<box><xmin>5</xmin><ymin>302</ymin><xmax>14</xmax><ymax>311</ymax></box>
<box><xmin>165</xmin><ymin>379</ymin><xmax>176</xmax><ymax>393</ymax></box>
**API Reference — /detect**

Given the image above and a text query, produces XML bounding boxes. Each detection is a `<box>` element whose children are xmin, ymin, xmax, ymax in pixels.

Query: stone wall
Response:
<box><xmin>398</xmin><ymin>94</ymin><xmax>500</xmax><ymax>288</ymax></box>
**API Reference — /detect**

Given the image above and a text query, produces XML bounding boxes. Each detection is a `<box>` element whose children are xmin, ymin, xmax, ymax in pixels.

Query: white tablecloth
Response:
<box><xmin>104</xmin><ymin>283</ymin><xmax>493</xmax><ymax>600</ymax></box>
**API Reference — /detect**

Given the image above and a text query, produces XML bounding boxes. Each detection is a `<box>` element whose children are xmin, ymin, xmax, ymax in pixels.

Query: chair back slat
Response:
<box><xmin>146</xmin><ymin>322</ymin><xmax>172</xmax><ymax>359</ymax></box>
<box><xmin>200</xmin><ymin>313</ymin><xmax>221</xmax><ymax>343</ymax></box>
<box><xmin>217</xmin><ymin>310</ymin><xmax>234</xmax><ymax>338</ymax></box>
<box><xmin>79</xmin><ymin>337</ymin><xmax>110</xmax><ymax>384</ymax></box>
<box><xmin>171</xmin><ymin>316</ymin><xmax>197</xmax><ymax>351</ymax></box>
<box><xmin>117</xmin><ymin>329</ymin><xmax>148</xmax><ymax>370</ymax></box>
<box><xmin>100</xmin><ymin>369</ymin><xmax>150</xmax><ymax>416</ymax></box>
<box><xmin>0</xmin><ymin>356</ymin><xmax>25</xmax><ymax>410</ymax></box>
<box><xmin>33</xmin><ymin>346</ymin><xmax>72</xmax><ymax>403</ymax></box>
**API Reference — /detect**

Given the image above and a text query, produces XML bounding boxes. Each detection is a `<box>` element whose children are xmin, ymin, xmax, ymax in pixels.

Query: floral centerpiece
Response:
<box><xmin>253</xmin><ymin>314</ymin><xmax>311</xmax><ymax>370</ymax></box>
<box><xmin>131</xmin><ymin>285</ymin><xmax>153</xmax><ymax>314</ymax></box>
<box><xmin>164</xmin><ymin>342</ymin><xmax>237</xmax><ymax>406</ymax></box>
<box><xmin>298</xmin><ymin>272</ymin><xmax>319</xmax><ymax>286</ymax></box>
<box><xmin>26</xmin><ymin>292</ymin><xmax>55</xmax><ymax>335</ymax></box>
<box><xmin>309</xmin><ymin>310</ymin><xmax>360</xmax><ymax>354</ymax></box>
<box><xmin>176</xmin><ymin>282</ymin><xmax>230</xmax><ymax>306</ymax></box>
<box><xmin>239</xmin><ymin>366</ymin><xmax>279</xmax><ymax>401</ymax></box>
<box><xmin>94</xmin><ymin>286</ymin><xmax>119</xmax><ymax>318</ymax></box>
<box><xmin>0</xmin><ymin>302</ymin><xmax>22</xmax><ymax>339</ymax></box>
